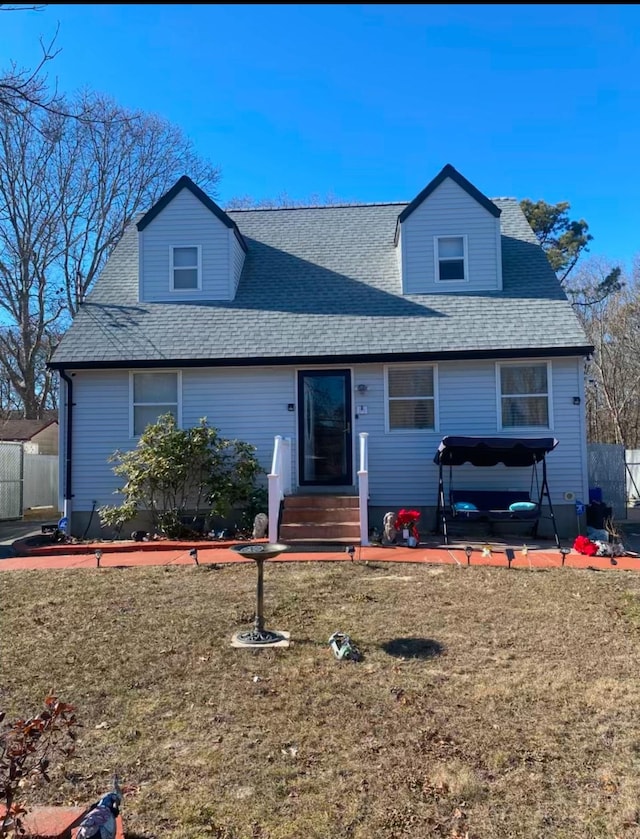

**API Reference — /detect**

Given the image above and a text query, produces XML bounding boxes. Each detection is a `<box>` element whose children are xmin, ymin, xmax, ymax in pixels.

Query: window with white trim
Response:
<box><xmin>387</xmin><ymin>365</ymin><xmax>436</xmax><ymax>430</ymax></box>
<box><xmin>170</xmin><ymin>246</ymin><xmax>201</xmax><ymax>290</ymax></box>
<box><xmin>132</xmin><ymin>371</ymin><xmax>180</xmax><ymax>436</ymax></box>
<box><xmin>499</xmin><ymin>363</ymin><xmax>550</xmax><ymax>428</ymax></box>
<box><xmin>434</xmin><ymin>235</ymin><xmax>466</xmax><ymax>282</ymax></box>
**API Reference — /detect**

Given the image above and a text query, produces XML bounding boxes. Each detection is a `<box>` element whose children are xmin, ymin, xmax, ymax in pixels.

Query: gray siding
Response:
<box><xmin>69</xmin><ymin>367</ymin><xmax>297</xmax><ymax>513</ymax></box>
<box><xmin>230</xmin><ymin>230</ymin><xmax>246</xmax><ymax>296</ymax></box>
<box><xmin>67</xmin><ymin>358</ymin><xmax>586</xmax><ymax>517</ymax></box>
<box><xmin>139</xmin><ymin>188</ymin><xmax>232</xmax><ymax>302</ymax></box>
<box><xmin>433</xmin><ymin>357</ymin><xmax>585</xmax><ymax>505</ymax></box>
<box><xmin>357</xmin><ymin>358</ymin><xmax>585</xmax><ymax>508</ymax></box>
<box><xmin>400</xmin><ymin>178</ymin><xmax>501</xmax><ymax>294</ymax></box>
<box><xmin>71</xmin><ymin>370</ymin><xmax>132</xmax><ymax>509</ymax></box>
<box><xmin>182</xmin><ymin>366</ymin><xmax>295</xmax><ymax>478</ymax></box>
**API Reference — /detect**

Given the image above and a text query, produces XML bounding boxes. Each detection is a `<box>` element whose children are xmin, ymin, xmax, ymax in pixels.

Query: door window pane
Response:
<box><xmin>300</xmin><ymin>372</ymin><xmax>351</xmax><ymax>484</ymax></box>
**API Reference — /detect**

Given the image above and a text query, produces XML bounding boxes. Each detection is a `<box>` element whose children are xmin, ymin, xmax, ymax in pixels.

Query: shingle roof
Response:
<box><xmin>49</xmin><ymin>198</ymin><xmax>591</xmax><ymax>368</ymax></box>
<box><xmin>0</xmin><ymin>418</ymin><xmax>57</xmax><ymax>441</ymax></box>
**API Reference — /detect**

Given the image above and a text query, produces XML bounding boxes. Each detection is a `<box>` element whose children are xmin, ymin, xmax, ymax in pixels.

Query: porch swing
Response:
<box><xmin>434</xmin><ymin>436</ymin><xmax>560</xmax><ymax>548</ymax></box>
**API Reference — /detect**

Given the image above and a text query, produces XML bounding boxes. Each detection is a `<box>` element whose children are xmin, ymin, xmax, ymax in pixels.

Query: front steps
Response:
<box><xmin>279</xmin><ymin>495</ymin><xmax>360</xmax><ymax>544</ymax></box>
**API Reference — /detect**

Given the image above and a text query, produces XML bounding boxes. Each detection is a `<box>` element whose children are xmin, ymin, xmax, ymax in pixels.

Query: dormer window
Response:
<box><xmin>435</xmin><ymin>236</ymin><xmax>467</xmax><ymax>282</ymax></box>
<box><xmin>170</xmin><ymin>245</ymin><xmax>201</xmax><ymax>291</ymax></box>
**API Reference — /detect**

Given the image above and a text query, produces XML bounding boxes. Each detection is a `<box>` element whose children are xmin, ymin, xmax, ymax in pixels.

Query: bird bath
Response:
<box><xmin>229</xmin><ymin>542</ymin><xmax>289</xmax><ymax>646</ymax></box>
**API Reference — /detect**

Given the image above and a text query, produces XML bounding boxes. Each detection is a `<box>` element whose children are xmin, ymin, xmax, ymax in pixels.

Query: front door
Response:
<box><xmin>298</xmin><ymin>370</ymin><xmax>353</xmax><ymax>486</ymax></box>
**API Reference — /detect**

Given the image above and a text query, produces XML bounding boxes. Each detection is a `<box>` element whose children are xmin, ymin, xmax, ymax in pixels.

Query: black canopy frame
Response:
<box><xmin>434</xmin><ymin>436</ymin><xmax>560</xmax><ymax>548</ymax></box>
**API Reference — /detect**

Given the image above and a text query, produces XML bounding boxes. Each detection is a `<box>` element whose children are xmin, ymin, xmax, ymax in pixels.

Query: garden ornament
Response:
<box><xmin>76</xmin><ymin>775</ymin><xmax>122</xmax><ymax>839</ymax></box>
<box><xmin>329</xmin><ymin>631</ymin><xmax>362</xmax><ymax>662</ymax></box>
<box><xmin>252</xmin><ymin>512</ymin><xmax>269</xmax><ymax>539</ymax></box>
<box><xmin>382</xmin><ymin>511</ymin><xmax>397</xmax><ymax>545</ymax></box>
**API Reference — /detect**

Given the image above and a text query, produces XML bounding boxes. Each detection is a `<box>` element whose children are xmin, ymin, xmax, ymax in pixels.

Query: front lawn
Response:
<box><xmin>2</xmin><ymin>562</ymin><xmax>640</xmax><ymax>838</ymax></box>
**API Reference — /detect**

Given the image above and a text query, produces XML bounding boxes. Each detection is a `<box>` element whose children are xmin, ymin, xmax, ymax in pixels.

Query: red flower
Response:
<box><xmin>573</xmin><ymin>535</ymin><xmax>597</xmax><ymax>556</ymax></box>
<box><xmin>394</xmin><ymin>508</ymin><xmax>421</xmax><ymax>540</ymax></box>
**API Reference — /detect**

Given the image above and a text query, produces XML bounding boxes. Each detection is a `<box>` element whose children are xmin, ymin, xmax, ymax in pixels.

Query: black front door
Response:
<box><xmin>298</xmin><ymin>370</ymin><xmax>352</xmax><ymax>486</ymax></box>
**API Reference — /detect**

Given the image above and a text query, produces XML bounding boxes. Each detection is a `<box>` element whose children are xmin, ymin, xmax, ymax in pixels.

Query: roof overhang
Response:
<box><xmin>48</xmin><ymin>345</ymin><xmax>594</xmax><ymax>372</ymax></box>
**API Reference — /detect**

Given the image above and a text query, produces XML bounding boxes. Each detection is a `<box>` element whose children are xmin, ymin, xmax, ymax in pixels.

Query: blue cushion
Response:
<box><xmin>454</xmin><ymin>501</ymin><xmax>478</xmax><ymax>512</ymax></box>
<box><xmin>509</xmin><ymin>501</ymin><xmax>538</xmax><ymax>512</ymax></box>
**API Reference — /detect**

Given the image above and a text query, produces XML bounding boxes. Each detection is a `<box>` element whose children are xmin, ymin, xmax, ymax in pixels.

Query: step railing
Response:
<box><xmin>268</xmin><ymin>435</ymin><xmax>292</xmax><ymax>543</ymax></box>
<box><xmin>358</xmin><ymin>431</ymin><xmax>369</xmax><ymax>546</ymax></box>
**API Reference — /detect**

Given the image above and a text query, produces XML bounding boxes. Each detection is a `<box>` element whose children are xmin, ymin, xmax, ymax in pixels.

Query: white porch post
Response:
<box><xmin>358</xmin><ymin>432</ymin><xmax>369</xmax><ymax>546</ymax></box>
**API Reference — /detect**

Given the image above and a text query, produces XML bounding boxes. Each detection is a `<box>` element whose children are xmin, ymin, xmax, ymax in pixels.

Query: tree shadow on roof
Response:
<box><xmin>229</xmin><ymin>239</ymin><xmax>449</xmax><ymax>318</ymax></box>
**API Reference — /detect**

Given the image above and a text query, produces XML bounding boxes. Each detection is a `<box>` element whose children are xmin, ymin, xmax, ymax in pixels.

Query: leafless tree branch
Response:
<box><xmin>0</xmin><ymin>92</ymin><xmax>220</xmax><ymax>416</ymax></box>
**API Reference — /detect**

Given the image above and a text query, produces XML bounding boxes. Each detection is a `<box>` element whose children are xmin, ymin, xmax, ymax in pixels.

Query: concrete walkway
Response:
<box><xmin>2</xmin><ymin>537</ymin><xmax>640</xmax><ymax>573</ymax></box>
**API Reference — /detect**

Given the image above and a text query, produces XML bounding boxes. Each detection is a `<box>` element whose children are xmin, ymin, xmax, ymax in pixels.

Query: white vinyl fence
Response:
<box><xmin>23</xmin><ymin>453</ymin><xmax>58</xmax><ymax>510</ymax></box>
<box><xmin>587</xmin><ymin>443</ymin><xmax>627</xmax><ymax>519</ymax></box>
<box><xmin>0</xmin><ymin>441</ymin><xmax>23</xmax><ymax>519</ymax></box>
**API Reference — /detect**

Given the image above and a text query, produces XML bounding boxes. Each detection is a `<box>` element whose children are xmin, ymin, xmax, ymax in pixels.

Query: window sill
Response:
<box><xmin>498</xmin><ymin>426</ymin><xmax>553</xmax><ymax>434</ymax></box>
<box><xmin>385</xmin><ymin>428</ymin><xmax>438</xmax><ymax>435</ymax></box>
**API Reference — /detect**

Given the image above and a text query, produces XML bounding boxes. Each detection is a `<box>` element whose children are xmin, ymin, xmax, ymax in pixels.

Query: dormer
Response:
<box><xmin>136</xmin><ymin>176</ymin><xmax>247</xmax><ymax>302</ymax></box>
<box><xmin>395</xmin><ymin>164</ymin><xmax>502</xmax><ymax>294</ymax></box>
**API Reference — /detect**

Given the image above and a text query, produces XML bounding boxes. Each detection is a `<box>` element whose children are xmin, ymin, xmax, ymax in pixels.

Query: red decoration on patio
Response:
<box><xmin>394</xmin><ymin>508</ymin><xmax>420</xmax><ymax>540</ymax></box>
<box><xmin>573</xmin><ymin>534</ymin><xmax>597</xmax><ymax>556</ymax></box>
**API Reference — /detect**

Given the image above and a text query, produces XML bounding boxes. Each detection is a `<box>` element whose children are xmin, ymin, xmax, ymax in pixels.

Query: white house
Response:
<box><xmin>49</xmin><ymin>164</ymin><xmax>593</xmax><ymax>541</ymax></box>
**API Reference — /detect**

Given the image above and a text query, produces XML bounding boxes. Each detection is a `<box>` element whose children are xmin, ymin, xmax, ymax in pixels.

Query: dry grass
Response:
<box><xmin>3</xmin><ymin>561</ymin><xmax>640</xmax><ymax>838</ymax></box>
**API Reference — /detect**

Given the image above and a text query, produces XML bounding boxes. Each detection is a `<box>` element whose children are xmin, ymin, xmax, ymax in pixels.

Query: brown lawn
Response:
<box><xmin>2</xmin><ymin>561</ymin><xmax>640</xmax><ymax>838</ymax></box>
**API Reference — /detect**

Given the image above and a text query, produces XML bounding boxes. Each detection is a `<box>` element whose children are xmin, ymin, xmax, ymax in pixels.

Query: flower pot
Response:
<box><xmin>408</xmin><ymin>536</ymin><xmax>418</xmax><ymax>548</ymax></box>
<box><xmin>402</xmin><ymin>528</ymin><xmax>410</xmax><ymax>540</ymax></box>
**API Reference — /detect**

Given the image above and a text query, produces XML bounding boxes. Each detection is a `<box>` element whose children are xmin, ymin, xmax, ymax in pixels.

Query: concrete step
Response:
<box><xmin>280</xmin><ymin>522</ymin><xmax>361</xmax><ymax>540</ymax></box>
<box><xmin>279</xmin><ymin>539</ymin><xmax>362</xmax><ymax>552</ymax></box>
<box><xmin>283</xmin><ymin>495</ymin><xmax>359</xmax><ymax>509</ymax></box>
<box><xmin>281</xmin><ymin>506</ymin><xmax>359</xmax><ymax>525</ymax></box>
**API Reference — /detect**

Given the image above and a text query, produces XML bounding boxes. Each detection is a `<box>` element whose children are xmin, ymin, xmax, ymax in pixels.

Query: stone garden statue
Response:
<box><xmin>382</xmin><ymin>511</ymin><xmax>397</xmax><ymax>545</ymax></box>
<box><xmin>252</xmin><ymin>512</ymin><xmax>269</xmax><ymax>539</ymax></box>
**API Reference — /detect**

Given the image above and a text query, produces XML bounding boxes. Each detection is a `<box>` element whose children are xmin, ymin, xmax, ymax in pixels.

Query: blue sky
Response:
<box><xmin>0</xmin><ymin>4</ymin><xmax>638</xmax><ymax>267</ymax></box>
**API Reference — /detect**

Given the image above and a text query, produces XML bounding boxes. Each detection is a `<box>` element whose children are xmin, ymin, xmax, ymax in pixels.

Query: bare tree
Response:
<box><xmin>54</xmin><ymin>93</ymin><xmax>219</xmax><ymax>315</ymax></box>
<box><xmin>225</xmin><ymin>190</ymin><xmax>349</xmax><ymax>210</ymax></box>
<box><xmin>0</xmin><ymin>6</ymin><xmax>70</xmax><ymax>120</ymax></box>
<box><xmin>0</xmin><ymin>107</ymin><xmax>65</xmax><ymax>417</ymax></box>
<box><xmin>0</xmin><ymin>96</ymin><xmax>220</xmax><ymax>417</ymax></box>
<box><xmin>575</xmin><ymin>258</ymin><xmax>640</xmax><ymax>447</ymax></box>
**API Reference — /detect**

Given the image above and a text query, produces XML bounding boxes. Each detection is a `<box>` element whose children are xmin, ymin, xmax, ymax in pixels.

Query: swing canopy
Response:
<box><xmin>433</xmin><ymin>436</ymin><xmax>559</xmax><ymax>468</ymax></box>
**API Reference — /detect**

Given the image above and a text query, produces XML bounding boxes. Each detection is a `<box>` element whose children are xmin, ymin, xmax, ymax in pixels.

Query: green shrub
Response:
<box><xmin>99</xmin><ymin>414</ymin><xmax>263</xmax><ymax>537</ymax></box>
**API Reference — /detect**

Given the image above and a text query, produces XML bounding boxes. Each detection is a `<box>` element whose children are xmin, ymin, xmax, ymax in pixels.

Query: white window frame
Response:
<box><xmin>433</xmin><ymin>235</ymin><xmax>468</xmax><ymax>284</ymax></box>
<box><xmin>384</xmin><ymin>363</ymin><xmax>439</xmax><ymax>433</ymax></box>
<box><xmin>129</xmin><ymin>370</ymin><xmax>183</xmax><ymax>438</ymax></box>
<box><xmin>169</xmin><ymin>245</ymin><xmax>202</xmax><ymax>292</ymax></box>
<box><xmin>496</xmin><ymin>360</ymin><xmax>553</xmax><ymax>431</ymax></box>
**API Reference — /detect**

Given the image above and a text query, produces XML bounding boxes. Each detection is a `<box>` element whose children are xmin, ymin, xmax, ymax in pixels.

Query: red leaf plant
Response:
<box><xmin>0</xmin><ymin>696</ymin><xmax>78</xmax><ymax>838</ymax></box>
<box><xmin>394</xmin><ymin>508</ymin><xmax>421</xmax><ymax>540</ymax></box>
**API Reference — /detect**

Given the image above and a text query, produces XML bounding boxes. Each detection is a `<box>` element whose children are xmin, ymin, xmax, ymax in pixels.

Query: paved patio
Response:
<box><xmin>2</xmin><ymin>536</ymin><xmax>640</xmax><ymax>573</ymax></box>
